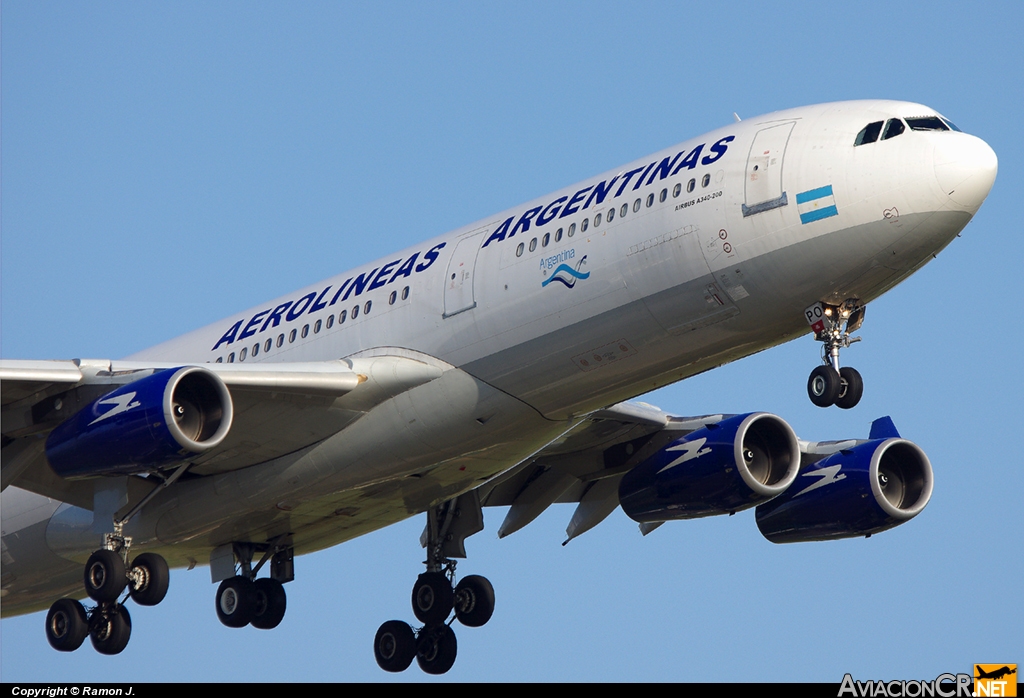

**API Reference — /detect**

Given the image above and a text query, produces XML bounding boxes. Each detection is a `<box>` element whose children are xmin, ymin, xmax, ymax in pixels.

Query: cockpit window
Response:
<box><xmin>941</xmin><ymin>118</ymin><xmax>962</xmax><ymax>132</ymax></box>
<box><xmin>855</xmin><ymin>121</ymin><xmax>883</xmax><ymax>146</ymax></box>
<box><xmin>881</xmin><ymin>118</ymin><xmax>905</xmax><ymax>141</ymax></box>
<box><xmin>906</xmin><ymin>116</ymin><xmax>950</xmax><ymax>132</ymax></box>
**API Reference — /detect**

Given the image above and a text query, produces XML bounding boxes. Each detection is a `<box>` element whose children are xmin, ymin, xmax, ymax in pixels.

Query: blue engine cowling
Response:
<box><xmin>45</xmin><ymin>366</ymin><xmax>233</xmax><ymax>478</ymax></box>
<box><xmin>618</xmin><ymin>412</ymin><xmax>800</xmax><ymax>523</ymax></box>
<box><xmin>755</xmin><ymin>438</ymin><xmax>933</xmax><ymax>543</ymax></box>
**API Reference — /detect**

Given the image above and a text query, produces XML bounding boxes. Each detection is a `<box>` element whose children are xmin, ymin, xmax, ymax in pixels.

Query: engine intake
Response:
<box><xmin>755</xmin><ymin>438</ymin><xmax>933</xmax><ymax>543</ymax></box>
<box><xmin>46</xmin><ymin>366</ymin><xmax>233</xmax><ymax>478</ymax></box>
<box><xmin>619</xmin><ymin>412</ymin><xmax>800</xmax><ymax>523</ymax></box>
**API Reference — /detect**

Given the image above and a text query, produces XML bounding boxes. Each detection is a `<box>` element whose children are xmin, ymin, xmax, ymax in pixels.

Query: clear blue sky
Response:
<box><xmin>2</xmin><ymin>0</ymin><xmax>1021</xmax><ymax>682</ymax></box>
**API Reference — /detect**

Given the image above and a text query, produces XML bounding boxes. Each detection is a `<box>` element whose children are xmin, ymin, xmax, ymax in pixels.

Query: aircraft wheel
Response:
<box><xmin>453</xmin><ymin>575</ymin><xmax>495</xmax><ymax>627</ymax></box>
<box><xmin>216</xmin><ymin>576</ymin><xmax>256</xmax><ymax>628</ymax></box>
<box><xmin>250</xmin><ymin>578</ymin><xmax>287</xmax><ymax>629</ymax></box>
<box><xmin>45</xmin><ymin>598</ymin><xmax>89</xmax><ymax>652</ymax></box>
<box><xmin>835</xmin><ymin>367</ymin><xmax>864</xmax><ymax>410</ymax></box>
<box><xmin>807</xmin><ymin>365</ymin><xmax>841</xmax><ymax>407</ymax></box>
<box><xmin>91</xmin><ymin>604</ymin><xmax>132</xmax><ymax>655</ymax></box>
<box><xmin>374</xmin><ymin>620</ymin><xmax>416</xmax><ymax>672</ymax></box>
<box><xmin>84</xmin><ymin>549</ymin><xmax>126</xmax><ymax>603</ymax></box>
<box><xmin>417</xmin><ymin>624</ymin><xmax>457</xmax><ymax>675</ymax></box>
<box><xmin>412</xmin><ymin>572</ymin><xmax>453</xmax><ymax>625</ymax></box>
<box><xmin>128</xmin><ymin>553</ymin><xmax>169</xmax><ymax>606</ymax></box>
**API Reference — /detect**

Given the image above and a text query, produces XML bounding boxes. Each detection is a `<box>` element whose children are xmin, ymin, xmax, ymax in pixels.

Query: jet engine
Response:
<box><xmin>618</xmin><ymin>412</ymin><xmax>800</xmax><ymax>523</ymax></box>
<box><xmin>755</xmin><ymin>438</ymin><xmax>932</xmax><ymax>543</ymax></box>
<box><xmin>46</xmin><ymin>366</ymin><xmax>233</xmax><ymax>478</ymax></box>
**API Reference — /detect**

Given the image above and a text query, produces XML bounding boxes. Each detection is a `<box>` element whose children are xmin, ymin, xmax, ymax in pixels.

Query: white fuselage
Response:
<box><xmin>0</xmin><ymin>100</ymin><xmax>997</xmax><ymax>614</ymax></box>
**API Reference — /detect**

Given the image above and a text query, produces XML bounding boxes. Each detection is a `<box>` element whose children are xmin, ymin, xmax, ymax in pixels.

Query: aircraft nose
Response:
<box><xmin>933</xmin><ymin>133</ymin><xmax>997</xmax><ymax>210</ymax></box>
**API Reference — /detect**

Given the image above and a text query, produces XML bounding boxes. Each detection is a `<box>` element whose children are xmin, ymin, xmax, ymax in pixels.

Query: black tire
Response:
<box><xmin>84</xmin><ymin>549</ymin><xmax>126</xmax><ymax>603</ymax></box>
<box><xmin>453</xmin><ymin>575</ymin><xmax>495</xmax><ymax>628</ymax></box>
<box><xmin>835</xmin><ymin>367</ymin><xmax>864</xmax><ymax>409</ymax></box>
<box><xmin>807</xmin><ymin>365</ymin><xmax>841</xmax><ymax>407</ymax></box>
<box><xmin>45</xmin><ymin>598</ymin><xmax>89</xmax><ymax>652</ymax></box>
<box><xmin>215</xmin><ymin>576</ymin><xmax>256</xmax><ymax>628</ymax></box>
<box><xmin>417</xmin><ymin>624</ymin><xmax>457</xmax><ymax>675</ymax></box>
<box><xmin>250</xmin><ymin>578</ymin><xmax>287</xmax><ymax>630</ymax></box>
<box><xmin>129</xmin><ymin>552</ymin><xmax>170</xmax><ymax>606</ymax></box>
<box><xmin>411</xmin><ymin>572</ymin><xmax>453</xmax><ymax>625</ymax></box>
<box><xmin>91</xmin><ymin>604</ymin><xmax>132</xmax><ymax>655</ymax></box>
<box><xmin>374</xmin><ymin>620</ymin><xmax>416</xmax><ymax>672</ymax></box>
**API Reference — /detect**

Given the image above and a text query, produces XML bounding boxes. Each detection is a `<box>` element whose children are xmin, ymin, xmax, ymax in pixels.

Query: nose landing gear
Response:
<box><xmin>804</xmin><ymin>300</ymin><xmax>865</xmax><ymax>409</ymax></box>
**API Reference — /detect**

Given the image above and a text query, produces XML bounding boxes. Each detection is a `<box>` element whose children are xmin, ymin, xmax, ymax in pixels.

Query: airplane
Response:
<box><xmin>0</xmin><ymin>99</ymin><xmax>997</xmax><ymax>675</ymax></box>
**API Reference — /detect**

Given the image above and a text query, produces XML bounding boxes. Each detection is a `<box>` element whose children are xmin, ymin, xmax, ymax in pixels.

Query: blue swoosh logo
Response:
<box><xmin>542</xmin><ymin>256</ymin><xmax>590</xmax><ymax>289</ymax></box>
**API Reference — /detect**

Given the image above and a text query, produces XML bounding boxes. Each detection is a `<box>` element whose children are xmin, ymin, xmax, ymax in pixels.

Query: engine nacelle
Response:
<box><xmin>618</xmin><ymin>412</ymin><xmax>800</xmax><ymax>523</ymax></box>
<box><xmin>755</xmin><ymin>438</ymin><xmax>933</xmax><ymax>543</ymax></box>
<box><xmin>46</xmin><ymin>366</ymin><xmax>233</xmax><ymax>478</ymax></box>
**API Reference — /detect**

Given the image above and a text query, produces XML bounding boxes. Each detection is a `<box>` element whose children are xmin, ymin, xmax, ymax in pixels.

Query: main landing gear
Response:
<box><xmin>804</xmin><ymin>300</ymin><xmax>866</xmax><ymax>409</ymax></box>
<box><xmin>45</xmin><ymin>463</ymin><xmax>187</xmax><ymax>656</ymax></box>
<box><xmin>374</xmin><ymin>494</ymin><xmax>494</xmax><ymax>675</ymax></box>
<box><xmin>45</xmin><ymin>532</ymin><xmax>170</xmax><ymax>655</ymax></box>
<box><xmin>213</xmin><ymin>540</ymin><xmax>293</xmax><ymax>631</ymax></box>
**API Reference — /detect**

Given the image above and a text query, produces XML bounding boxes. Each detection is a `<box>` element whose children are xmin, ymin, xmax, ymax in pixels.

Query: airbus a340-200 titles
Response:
<box><xmin>0</xmin><ymin>100</ymin><xmax>996</xmax><ymax>674</ymax></box>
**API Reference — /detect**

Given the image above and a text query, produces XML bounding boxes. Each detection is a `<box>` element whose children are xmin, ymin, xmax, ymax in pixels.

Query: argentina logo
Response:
<box><xmin>541</xmin><ymin>253</ymin><xmax>590</xmax><ymax>289</ymax></box>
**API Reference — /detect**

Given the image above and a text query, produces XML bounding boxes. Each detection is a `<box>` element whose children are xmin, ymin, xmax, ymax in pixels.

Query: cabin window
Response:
<box><xmin>227</xmin><ymin>352</ymin><xmax>235</xmax><ymax>363</ymax></box>
<box><xmin>289</xmin><ymin>329</ymin><xmax>296</xmax><ymax>343</ymax></box>
<box><xmin>633</xmin><ymin>198</ymin><xmax>641</xmax><ymax>212</ymax></box>
<box><xmin>555</xmin><ymin>227</ymin><xmax>563</xmax><ymax>242</ymax></box>
<box><xmin>314</xmin><ymin>319</ymin><xmax>322</xmax><ymax>334</ymax></box>
<box><xmin>216</xmin><ymin>356</ymin><xmax>223</xmax><ymax>363</ymax></box>
<box><xmin>251</xmin><ymin>343</ymin><xmax>258</xmax><ymax>357</ymax></box>
<box><xmin>606</xmin><ymin>207</ymin><xmax>615</xmax><ymax>222</ymax></box>
<box><xmin>402</xmin><ymin>286</ymin><xmax>410</xmax><ymax>300</ymax></box>
<box><xmin>568</xmin><ymin>222</ymin><xmax>576</xmax><ymax>237</ymax></box>
<box><xmin>277</xmin><ymin>334</ymin><xmax>284</xmax><ymax>347</ymax></box>
<box><xmin>673</xmin><ymin>183</ymin><xmax>681</xmax><ymax>198</ymax></box>
<box><xmin>881</xmin><ymin>118</ymin><xmax>905</xmax><ymax>141</ymax></box>
<box><xmin>854</xmin><ymin>121</ymin><xmax>883</xmax><ymax>146</ymax></box>
<box><xmin>542</xmin><ymin>232</ymin><xmax>550</xmax><ymax>246</ymax></box>
<box><xmin>364</xmin><ymin>300</ymin><xmax>372</xmax><ymax>314</ymax></box>
<box><xmin>620</xmin><ymin>203</ymin><xmax>628</xmax><ymax>217</ymax></box>
<box><xmin>239</xmin><ymin>347</ymin><xmax>248</xmax><ymax>361</ymax></box>
<box><xmin>339</xmin><ymin>310</ymin><xmax>347</xmax><ymax>324</ymax></box>
<box><xmin>646</xmin><ymin>193</ymin><xmax>654</xmax><ymax>207</ymax></box>
<box><xmin>594</xmin><ymin>212</ymin><xmax>602</xmax><ymax>227</ymax></box>
<box><xmin>659</xmin><ymin>188</ymin><xmax>668</xmax><ymax>202</ymax></box>
<box><xmin>326</xmin><ymin>314</ymin><xmax>334</xmax><ymax>329</ymax></box>
<box><xmin>264</xmin><ymin>338</ymin><xmax>272</xmax><ymax>352</ymax></box>
<box><xmin>516</xmin><ymin>242</ymin><xmax>524</xmax><ymax>257</ymax></box>
<box><xmin>528</xmin><ymin>238</ymin><xmax>536</xmax><ymax>252</ymax></box>
<box><xmin>352</xmin><ymin>305</ymin><xmax>359</xmax><ymax>319</ymax></box>
<box><xmin>581</xmin><ymin>218</ymin><xmax>589</xmax><ymax>232</ymax></box>
<box><xmin>301</xmin><ymin>324</ymin><xmax>309</xmax><ymax>338</ymax></box>
<box><xmin>702</xmin><ymin>174</ymin><xmax>711</xmax><ymax>188</ymax></box>
<box><xmin>906</xmin><ymin>116</ymin><xmax>949</xmax><ymax>132</ymax></box>
<box><xmin>389</xmin><ymin>290</ymin><xmax>397</xmax><ymax>305</ymax></box>
<box><xmin>687</xmin><ymin>178</ymin><xmax>696</xmax><ymax>193</ymax></box>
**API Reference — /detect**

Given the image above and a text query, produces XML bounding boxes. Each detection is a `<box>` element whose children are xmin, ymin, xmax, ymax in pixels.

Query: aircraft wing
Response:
<box><xmin>477</xmin><ymin>402</ymin><xmax>733</xmax><ymax>543</ymax></box>
<box><xmin>0</xmin><ymin>355</ymin><xmax>444</xmax><ymax>499</ymax></box>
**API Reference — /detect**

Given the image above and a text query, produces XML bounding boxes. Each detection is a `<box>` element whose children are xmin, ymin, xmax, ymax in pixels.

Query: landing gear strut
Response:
<box><xmin>212</xmin><ymin>539</ymin><xmax>292</xmax><ymax>631</ymax></box>
<box><xmin>46</xmin><ymin>472</ymin><xmax>175</xmax><ymax>656</ymax></box>
<box><xmin>804</xmin><ymin>300</ymin><xmax>865</xmax><ymax>409</ymax></box>
<box><xmin>373</xmin><ymin>493</ymin><xmax>494</xmax><ymax>675</ymax></box>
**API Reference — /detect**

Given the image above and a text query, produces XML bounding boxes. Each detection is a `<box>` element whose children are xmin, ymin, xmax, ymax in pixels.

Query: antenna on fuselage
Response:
<box><xmin>733</xmin><ymin>112</ymin><xmax>742</xmax><ymax>122</ymax></box>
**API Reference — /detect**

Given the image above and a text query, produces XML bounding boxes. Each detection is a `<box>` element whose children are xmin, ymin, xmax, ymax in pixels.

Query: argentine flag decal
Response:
<box><xmin>796</xmin><ymin>185</ymin><xmax>838</xmax><ymax>224</ymax></box>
